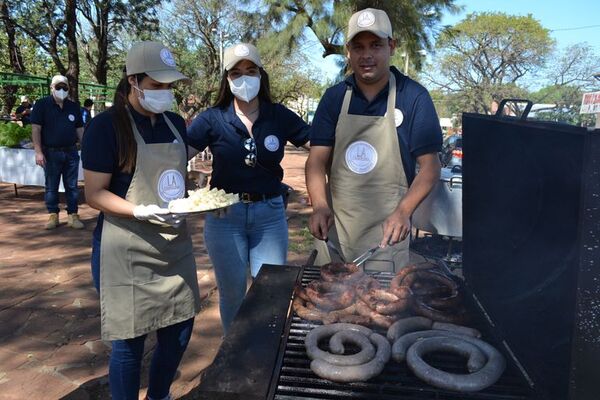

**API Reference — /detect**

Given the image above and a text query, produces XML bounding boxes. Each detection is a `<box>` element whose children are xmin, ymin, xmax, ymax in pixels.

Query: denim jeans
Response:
<box><xmin>204</xmin><ymin>195</ymin><xmax>288</xmax><ymax>333</ymax></box>
<box><xmin>44</xmin><ymin>149</ymin><xmax>80</xmax><ymax>214</ymax></box>
<box><xmin>109</xmin><ymin>318</ymin><xmax>194</xmax><ymax>400</ymax></box>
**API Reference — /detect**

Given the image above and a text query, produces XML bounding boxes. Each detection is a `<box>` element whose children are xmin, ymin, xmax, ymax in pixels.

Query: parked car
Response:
<box><xmin>440</xmin><ymin>134</ymin><xmax>462</xmax><ymax>168</ymax></box>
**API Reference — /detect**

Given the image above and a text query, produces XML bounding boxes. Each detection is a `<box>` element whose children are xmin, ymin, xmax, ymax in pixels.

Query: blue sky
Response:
<box><xmin>307</xmin><ymin>0</ymin><xmax>600</xmax><ymax>82</ymax></box>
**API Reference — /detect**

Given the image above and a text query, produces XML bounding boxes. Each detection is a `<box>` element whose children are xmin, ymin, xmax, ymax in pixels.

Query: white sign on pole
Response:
<box><xmin>580</xmin><ymin>91</ymin><xmax>600</xmax><ymax>114</ymax></box>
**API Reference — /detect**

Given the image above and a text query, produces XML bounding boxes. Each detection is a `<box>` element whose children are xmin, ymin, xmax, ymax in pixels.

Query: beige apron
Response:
<box><xmin>314</xmin><ymin>73</ymin><xmax>409</xmax><ymax>272</ymax></box>
<box><xmin>100</xmin><ymin>111</ymin><xmax>201</xmax><ymax>341</ymax></box>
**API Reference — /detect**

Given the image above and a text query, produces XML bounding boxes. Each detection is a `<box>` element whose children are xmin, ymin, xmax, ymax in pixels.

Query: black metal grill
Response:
<box><xmin>270</xmin><ymin>266</ymin><xmax>535</xmax><ymax>400</ymax></box>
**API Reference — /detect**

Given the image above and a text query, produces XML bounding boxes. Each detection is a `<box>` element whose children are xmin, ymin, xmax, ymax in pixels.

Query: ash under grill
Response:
<box><xmin>271</xmin><ymin>266</ymin><xmax>534</xmax><ymax>400</ymax></box>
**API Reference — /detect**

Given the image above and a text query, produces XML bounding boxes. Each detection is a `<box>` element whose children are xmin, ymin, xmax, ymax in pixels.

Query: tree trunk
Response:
<box><xmin>64</xmin><ymin>0</ymin><xmax>80</xmax><ymax>103</ymax></box>
<box><xmin>0</xmin><ymin>0</ymin><xmax>26</xmax><ymax>114</ymax></box>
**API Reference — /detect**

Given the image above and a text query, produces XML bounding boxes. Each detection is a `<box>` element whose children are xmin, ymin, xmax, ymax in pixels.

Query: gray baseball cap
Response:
<box><xmin>347</xmin><ymin>8</ymin><xmax>393</xmax><ymax>43</ymax></box>
<box><xmin>126</xmin><ymin>41</ymin><xmax>188</xmax><ymax>83</ymax></box>
<box><xmin>223</xmin><ymin>43</ymin><xmax>263</xmax><ymax>71</ymax></box>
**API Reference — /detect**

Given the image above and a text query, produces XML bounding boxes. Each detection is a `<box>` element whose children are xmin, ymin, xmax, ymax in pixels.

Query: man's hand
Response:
<box><xmin>380</xmin><ymin>208</ymin><xmax>411</xmax><ymax>248</ymax></box>
<box><xmin>35</xmin><ymin>151</ymin><xmax>46</xmax><ymax>168</ymax></box>
<box><xmin>309</xmin><ymin>207</ymin><xmax>334</xmax><ymax>240</ymax></box>
<box><xmin>133</xmin><ymin>204</ymin><xmax>185</xmax><ymax>228</ymax></box>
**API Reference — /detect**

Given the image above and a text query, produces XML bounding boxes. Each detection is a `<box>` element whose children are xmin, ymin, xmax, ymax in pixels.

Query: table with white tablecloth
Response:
<box><xmin>0</xmin><ymin>147</ymin><xmax>84</xmax><ymax>194</ymax></box>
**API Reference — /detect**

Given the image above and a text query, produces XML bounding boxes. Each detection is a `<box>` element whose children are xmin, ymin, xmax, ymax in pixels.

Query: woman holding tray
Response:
<box><xmin>82</xmin><ymin>41</ymin><xmax>200</xmax><ymax>400</ymax></box>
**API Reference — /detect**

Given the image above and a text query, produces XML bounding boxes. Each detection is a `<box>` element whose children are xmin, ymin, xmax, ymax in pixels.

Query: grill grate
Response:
<box><xmin>271</xmin><ymin>266</ymin><xmax>536</xmax><ymax>400</ymax></box>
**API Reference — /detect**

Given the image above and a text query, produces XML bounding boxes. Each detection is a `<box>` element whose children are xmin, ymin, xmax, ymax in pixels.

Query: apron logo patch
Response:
<box><xmin>345</xmin><ymin>141</ymin><xmax>378</xmax><ymax>174</ymax></box>
<box><xmin>264</xmin><ymin>135</ymin><xmax>279</xmax><ymax>152</ymax></box>
<box><xmin>394</xmin><ymin>108</ymin><xmax>404</xmax><ymax>127</ymax></box>
<box><xmin>157</xmin><ymin>169</ymin><xmax>185</xmax><ymax>202</ymax></box>
<box><xmin>68</xmin><ymin>114</ymin><xmax>75</xmax><ymax>122</ymax></box>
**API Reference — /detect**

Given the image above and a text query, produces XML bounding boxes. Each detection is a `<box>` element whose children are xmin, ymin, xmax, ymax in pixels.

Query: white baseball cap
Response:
<box><xmin>223</xmin><ymin>43</ymin><xmax>263</xmax><ymax>71</ymax></box>
<box><xmin>347</xmin><ymin>8</ymin><xmax>393</xmax><ymax>43</ymax></box>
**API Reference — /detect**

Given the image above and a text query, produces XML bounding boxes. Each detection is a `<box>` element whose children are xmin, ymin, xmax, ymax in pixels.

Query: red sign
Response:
<box><xmin>580</xmin><ymin>91</ymin><xmax>600</xmax><ymax>114</ymax></box>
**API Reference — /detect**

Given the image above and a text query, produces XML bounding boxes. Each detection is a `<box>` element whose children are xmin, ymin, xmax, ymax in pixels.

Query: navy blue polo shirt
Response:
<box><xmin>81</xmin><ymin>107</ymin><xmax>188</xmax><ymax>239</ymax></box>
<box><xmin>187</xmin><ymin>100</ymin><xmax>309</xmax><ymax>194</ymax></box>
<box><xmin>310</xmin><ymin>66</ymin><xmax>442</xmax><ymax>184</ymax></box>
<box><xmin>29</xmin><ymin>96</ymin><xmax>83</xmax><ymax>147</ymax></box>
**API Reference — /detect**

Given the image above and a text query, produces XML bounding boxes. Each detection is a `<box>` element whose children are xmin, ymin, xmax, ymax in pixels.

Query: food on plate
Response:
<box><xmin>168</xmin><ymin>187</ymin><xmax>239</xmax><ymax>213</ymax></box>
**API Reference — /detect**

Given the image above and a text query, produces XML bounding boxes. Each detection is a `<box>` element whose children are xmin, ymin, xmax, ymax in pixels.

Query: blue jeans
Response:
<box><xmin>44</xmin><ymin>149</ymin><xmax>80</xmax><ymax>214</ymax></box>
<box><xmin>109</xmin><ymin>318</ymin><xmax>194</xmax><ymax>400</ymax></box>
<box><xmin>204</xmin><ymin>195</ymin><xmax>288</xmax><ymax>333</ymax></box>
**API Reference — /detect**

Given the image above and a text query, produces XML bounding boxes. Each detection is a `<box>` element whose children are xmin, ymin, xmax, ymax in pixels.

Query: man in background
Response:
<box><xmin>15</xmin><ymin>96</ymin><xmax>32</xmax><ymax>125</ymax></box>
<box><xmin>30</xmin><ymin>75</ymin><xmax>85</xmax><ymax>230</ymax></box>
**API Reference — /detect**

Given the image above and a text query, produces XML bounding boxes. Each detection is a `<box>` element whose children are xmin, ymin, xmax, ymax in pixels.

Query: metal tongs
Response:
<box><xmin>324</xmin><ymin>238</ymin><xmax>346</xmax><ymax>263</ymax></box>
<box><xmin>352</xmin><ymin>246</ymin><xmax>380</xmax><ymax>267</ymax></box>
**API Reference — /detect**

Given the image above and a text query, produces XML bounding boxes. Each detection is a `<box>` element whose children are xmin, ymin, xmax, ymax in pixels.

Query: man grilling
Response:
<box><xmin>306</xmin><ymin>8</ymin><xmax>442</xmax><ymax>272</ymax></box>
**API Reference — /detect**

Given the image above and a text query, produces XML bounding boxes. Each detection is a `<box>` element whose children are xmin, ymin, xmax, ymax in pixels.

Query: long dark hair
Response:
<box><xmin>213</xmin><ymin>68</ymin><xmax>272</xmax><ymax>108</ymax></box>
<box><xmin>110</xmin><ymin>71</ymin><xmax>147</xmax><ymax>174</ymax></box>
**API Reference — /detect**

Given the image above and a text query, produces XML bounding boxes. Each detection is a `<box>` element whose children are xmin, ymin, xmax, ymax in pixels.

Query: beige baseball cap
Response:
<box><xmin>51</xmin><ymin>75</ymin><xmax>69</xmax><ymax>88</ymax></box>
<box><xmin>347</xmin><ymin>8</ymin><xmax>393</xmax><ymax>43</ymax></box>
<box><xmin>126</xmin><ymin>41</ymin><xmax>188</xmax><ymax>83</ymax></box>
<box><xmin>223</xmin><ymin>43</ymin><xmax>263</xmax><ymax>71</ymax></box>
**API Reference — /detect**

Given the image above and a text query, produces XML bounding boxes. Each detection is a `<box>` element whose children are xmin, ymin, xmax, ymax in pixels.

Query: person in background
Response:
<box><xmin>306</xmin><ymin>8</ymin><xmax>442</xmax><ymax>272</ymax></box>
<box><xmin>82</xmin><ymin>41</ymin><xmax>201</xmax><ymax>400</ymax></box>
<box><xmin>186</xmin><ymin>43</ymin><xmax>310</xmax><ymax>333</ymax></box>
<box><xmin>179</xmin><ymin>93</ymin><xmax>200</xmax><ymax>126</ymax></box>
<box><xmin>30</xmin><ymin>75</ymin><xmax>85</xmax><ymax>230</ymax></box>
<box><xmin>81</xmin><ymin>98</ymin><xmax>94</xmax><ymax>128</ymax></box>
<box><xmin>15</xmin><ymin>96</ymin><xmax>32</xmax><ymax>125</ymax></box>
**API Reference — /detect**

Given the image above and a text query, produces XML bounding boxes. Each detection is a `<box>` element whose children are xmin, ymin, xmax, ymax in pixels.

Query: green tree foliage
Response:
<box><xmin>425</xmin><ymin>12</ymin><xmax>554</xmax><ymax>114</ymax></box>
<box><xmin>240</xmin><ymin>0</ymin><xmax>459</xmax><ymax>74</ymax></box>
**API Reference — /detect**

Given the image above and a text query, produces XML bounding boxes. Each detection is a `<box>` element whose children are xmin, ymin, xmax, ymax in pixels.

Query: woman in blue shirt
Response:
<box><xmin>187</xmin><ymin>43</ymin><xmax>310</xmax><ymax>333</ymax></box>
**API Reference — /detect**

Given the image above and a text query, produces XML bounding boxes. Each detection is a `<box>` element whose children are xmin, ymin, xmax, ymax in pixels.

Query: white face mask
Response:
<box><xmin>53</xmin><ymin>89</ymin><xmax>68</xmax><ymax>101</ymax></box>
<box><xmin>228</xmin><ymin>75</ymin><xmax>261</xmax><ymax>103</ymax></box>
<box><xmin>134</xmin><ymin>84</ymin><xmax>174</xmax><ymax>114</ymax></box>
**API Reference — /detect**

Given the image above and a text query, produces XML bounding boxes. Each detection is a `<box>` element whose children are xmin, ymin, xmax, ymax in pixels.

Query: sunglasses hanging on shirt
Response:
<box><xmin>243</xmin><ymin>137</ymin><xmax>257</xmax><ymax>167</ymax></box>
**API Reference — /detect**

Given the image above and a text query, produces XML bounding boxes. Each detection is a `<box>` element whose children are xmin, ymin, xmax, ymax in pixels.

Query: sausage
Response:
<box><xmin>387</xmin><ymin>316</ymin><xmax>433</xmax><ymax>342</ymax></box>
<box><xmin>355</xmin><ymin>299</ymin><xmax>398</xmax><ymax>329</ymax></box>
<box><xmin>293</xmin><ymin>296</ymin><xmax>327</xmax><ymax>322</ymax></box>
<box><xmin>390</xmin><ymin>262</ymin><xmax>438</xmax><ymax>290</ymax></box>
<box><xmin>309</xmin><ymin>332</ymin><xmax>391</xmax><ymax>382</ymax></box>
<box><xmin>358</xmin><ymin>288</ymin><xmax>411</xmax><ymax>315</ymax></box>
<box><xmin>432</xmin><ymin>321</ymin><xmax>481</xmax><ymax>338</ymax></box>
<box><xmin>321</xmin><ymin>305</ymin><xmax>357</xmax><ymax>324</ymax></box>
<box><xmin>321</xmin><ymin>262</ymin><xmax>365</xmax><ymax>283</ymax></box>
<box><xmin>406</xmin><ymin>336</ymin><xmax>506</xmax><ymax>392</ymax></box>
<box><xmin>305</xmin><ymin>323</ymin><xmax>374</xmax><ymax>366</ymax></box>
<box><xmin>412</xmin><ymin>298</ymin><xmax>467</xmax><ymax>324</ymax></box>
<box><xmin>305</xmin><ymin>280</ymin><xmax>355</xmax><ymax>311</ymax></box>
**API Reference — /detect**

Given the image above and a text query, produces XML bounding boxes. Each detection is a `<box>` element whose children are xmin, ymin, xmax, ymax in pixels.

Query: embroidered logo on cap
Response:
<box><xmin>234</xmin><ymin>45</ymin><xmax>250</xmax><ymax>57</ymax></box>
<box><xmin>357</xmin><ymin>11</ymin><xmax>376</xmax><ymax>28</ymax></box>
<box><xmin>264</xmin><ymin>135</ymin><xmax>279</xmax><ymax>152</ymax></box>
<box><xmin>157</xmin><ymin>169</ymin><xmax>185</xmax><ymax>202</ymax></box>
<box><xmin>394</xmin><ymin>108</ymin><xmax>404</xmax><ymax>127</ymax></box>
<box><xmin>68</xmin><ymin>114</ymin><xmax>75</xmax><ymax>122</ymax></box>
<box><xmin>345</xmin><ymin>141</ymin><xmax>378</xmax><ymax>174</ymax></box>
<box><xmin>160</xmin><ymin>48</ymin><xmax>176</xmax><ymax>67</ymax></box>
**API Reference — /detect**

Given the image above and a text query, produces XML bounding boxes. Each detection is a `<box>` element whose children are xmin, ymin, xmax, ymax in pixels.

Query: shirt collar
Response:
<box><xmin>223</xmin><ymin>99</ymin><xmax>273</xmax><ymax>131</ymax></box>
<box><xmin>128</xmin><ymin>105</ymin><xmax>164</xmax><ymax>125</ymax></box>
<box><xmin>345</xmin><ymin>66</ymin><xmax>406</xmax><ymax>101</ymax></box>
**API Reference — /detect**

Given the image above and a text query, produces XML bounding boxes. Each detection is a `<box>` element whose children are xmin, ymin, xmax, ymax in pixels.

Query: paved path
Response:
<box><xmin>0</xmin><ymin>146</ymin><xmax>311</xmax><ymax>399</ymax></box>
